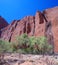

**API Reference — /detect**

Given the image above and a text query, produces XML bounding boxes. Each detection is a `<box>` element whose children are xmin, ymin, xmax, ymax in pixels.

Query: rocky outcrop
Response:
<box><xmin>0</xmin><ymin>16</ymin><xmax>8</xmax><ymax>30</ymax></box>
<box><xmin>34</xmin><ymin>11</ymin><xmax>45</xmax><ymax>37</ymax></box>
<box><xmin>11</xmin><ymin>16</ymin><xmax>35</xmax><ymax>42</ymax></box>
<box><xmin>43</xmin><ymin>6</ymin><xmax>58</xmax><ymax>53</ymax></box>
<box><xmin>0</xmin><ymin>6</ymin><xmax>58</xmax><ymax>53</ymax></box>
<box><xmin>0</xmin><ymin>16</ymin><xmax>35</xmax><ymax>42</ymax></box>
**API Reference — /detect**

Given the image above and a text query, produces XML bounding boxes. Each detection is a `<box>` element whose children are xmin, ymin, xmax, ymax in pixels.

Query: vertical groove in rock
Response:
<box><xmin>24</xmin><ymin>21</ymin><xmax>26</xmax><ymax>33</ymax></box>
<box><xmin>9</xmin><ymin>33</ymin><xmax>12</xmax><ymax>42</ymax></box>
<box><xmin>42</xmin><ymin>13</ymin><xmax>48</xmax><ymax>22</ymax></box>
<box><xmin>33</xmin><ymin>17</ymin><xmax>35</xmax><ymax>36</ymax></box>
<box><xmin>27</xmin><ymin>23</ymin><xmax>31</xmax><ymax>34</ymax></box>
<box><xmin>8</xmin><ymin>20</ymin><xmax>19</xmax><ymax>42</ymax></box>
<box><xmin>42</xmin><ymin>13</ymin><xmax>54</xmax><ymax>53</ymax></box>
<box><xmin>35</xmin><ymin>11</ymin><xmax>45</xmax><ymax>37</ymax></box>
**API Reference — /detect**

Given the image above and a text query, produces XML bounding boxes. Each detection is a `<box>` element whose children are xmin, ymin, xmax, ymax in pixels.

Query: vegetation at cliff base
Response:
<box><xmin>0</xmin><ymin>33</ymin><xmax>53</xmax><ymax>54</ymax></box>
<box><xmin>0</xmin><ymin>39</ymin><xmax>13</xmax><ymax>52</ymax></box>
<box><xmin>12</xmin><ymin>33</ymin><xmax>53</xmax><ymax>54</ymax></box>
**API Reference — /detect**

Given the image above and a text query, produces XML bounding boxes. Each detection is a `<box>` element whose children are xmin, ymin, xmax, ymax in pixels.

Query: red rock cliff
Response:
<box><xmin>0</xmin><ymin>16</ymin><xmax>8</xmax><ymax>29</ymax></box>
<box><xmin>0</xmin><ymin>7</ymin><xmax>58</xmax><ymax>53</ymax></box>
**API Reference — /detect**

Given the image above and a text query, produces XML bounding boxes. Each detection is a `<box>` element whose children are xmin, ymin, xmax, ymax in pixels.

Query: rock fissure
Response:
<box><xmin>42</xmin><ymin>13</ymin><xmax>54</xmax><ymax>53</ymax></box>
<box><xmin>33</xmin><ymin>17</ymin><xmax>35</xmax><ymax>36</ymax></box>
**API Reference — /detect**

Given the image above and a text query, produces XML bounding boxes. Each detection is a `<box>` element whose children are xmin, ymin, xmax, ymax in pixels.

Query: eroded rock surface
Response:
<box><xmin>0</xmin><ymin>16</ymin><xmax>8</xmax><ymax>30</ymax></box>
<box><xmin>43</xmin><ymin>6</ymin><xmax>58</xmax><ymax>53</ymax></box>
<box><xmin>0</xmin><ymin>7</ymin><xmax>58</xmax><ymax>53</ymax></box>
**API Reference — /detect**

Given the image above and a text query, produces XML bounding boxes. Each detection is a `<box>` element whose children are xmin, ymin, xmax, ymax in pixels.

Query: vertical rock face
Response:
<box><xmin>43</xmin><ymin>6</ymin><xmax>58</xmax><ymax>53</ymax></box>
<box><xmin>0</xmin><ymin>6</ymin><xmax>58</xmax><ymax>53</ymax></box>
<box><xmin>0</xmin><ymin>16</ymin><xmax>8</xmax><ymax>29</ymax></box>
<box><xmin>34</xmin><ymin>11</ymin><xmax>45</xmax><ymax>37</ymax></box>
<box><xmin>0</xmin><ymin>16</ymin><xmax>35</xmax><ymax>42</ymax></box>
<box><xmin>0</xmin><ymin>20</ymin><xmax>19</xmax><ymax>42</ymax></box>
<box><xmin>0</xmin><ymin>16</ymin><xmax>8</xmax><ymax>38</ymax></box>
<box><xmin>11</xmin><ymin>16</ymin><xmax>35</xmax><ymax>42</ymax></box>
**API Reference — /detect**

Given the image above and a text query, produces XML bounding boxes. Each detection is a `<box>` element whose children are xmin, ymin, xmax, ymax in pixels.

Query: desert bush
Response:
<box><xmin>17</xmin><ymin>33</ymin><xmax>30</xmax><ymax>48</ymax></box>
<box><xmin>0</xmin><ymin>34</ymin><xmax>53</xmax><ymax>54</ymax></box>
<box><xmin>12</xmin><ymin>34</ymin><xmax>53</xmax><ymax>54</ymax></box>
<box><xmin>0</xmin><ymin>39</ymin><xmax>13</xmax><ymax>52</ymax></box>
<box><xmin>28</xmin><ymin>36</ymin><xmax>39</xmax><ymax>54</ymax></box>
<box><xmin>28</xmin><ymin>36</ymin><xmax>53</xmax><ymax>54</ymax></box>
<box><xmin>11</xmin><ymin>33</ymin><xmax>30</xmax><ymax>53</ymax></box>
<box><xmin>37</xmin><ymin>36</ymin><xmax>53</xmax><ymax>54</ymax></box>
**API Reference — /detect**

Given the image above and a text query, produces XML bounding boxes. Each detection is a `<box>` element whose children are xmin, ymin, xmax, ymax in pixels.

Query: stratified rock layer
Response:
<box><xmin>0</xmin><ymin>6</ymin><xmax>58</xmax><ymax>53</ymax></box>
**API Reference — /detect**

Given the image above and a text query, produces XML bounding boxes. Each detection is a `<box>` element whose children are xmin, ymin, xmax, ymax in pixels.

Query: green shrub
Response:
<box><xmin>11</xmin><ymin>42</ymin><xmax>18</xmax><ymax>52</ymax></box>
<box><xmin>12</xmin><ymin>34</ymin><xmax>53</xmax><ymax>54</ymax></box>
<box><xmin>0</xmin><ymin>34</ymin><xmax>53</xmax><ymax>54</ymax></box>
<box><xmin>0</xmin><ymin>39</ymin><xmax>13</xmax><ymax>52</ymax></box>
<box><xmin>28</xmin><ymin>36</ymin><xmax>39</xmax><ymax>54</ymax></box>
<box><xmin>17</xmin><ymin>33</ymin><xmax>30</xmax><ymax>48</ymax></box>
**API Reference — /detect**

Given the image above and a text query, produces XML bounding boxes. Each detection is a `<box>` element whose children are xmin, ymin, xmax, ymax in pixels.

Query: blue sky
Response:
<box><xmin>0</xmin><ymin>0</ymin><xmax>58</xmax><ymax>23</ymax></box>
